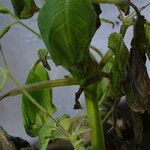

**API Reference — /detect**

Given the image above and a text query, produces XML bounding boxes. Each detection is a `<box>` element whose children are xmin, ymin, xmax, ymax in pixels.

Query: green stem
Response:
<box><xmin>98</xmin><ymin>49</ymin><xmax>113</xmax><ymax>70</ymax></box>
<box><xmin>85</xmin><ymin>84</ymin><xmax>105</xmax><ymax>150</ymax></box>
<box><xmin>92</xmin><ymin>0</ymin><xmax>126</xmax><ymax>4</ymax></box>
<box><xmin>102</xmin><ymin>101</ymin><xmax>116</xmax><ymax>124</ymax></box>
<box><xmin>8</xmin><ymin>71</ymin><xmax>70</xmax><ymax>137</ymax></box>
<box><xmin>89</xmin><ymin>45</ymin><xmax>103</xmax><ymax>58</ymax></box>
<box><xmin>0</xmin><ymin>78</ymin><xmax>77</xmax><ymax>101</ymax></box>
<box><xmin>0</xmin><ymin>44</ymin><xmax>71</xmax><ymax>139</ymax></box>
<box><xmin>120</xmin><ymin>24</ymin><xmax>128</xmax><ymax>38</ymax></box>
<box><xmin>101</xmin><ymin>18</ymin><xmax>115</xmax><ymax>28</ymax></box>
<box><xmin>126</xmin><ymin>2</ymin><xmax>150</xmax><ymax>19</ymax></box>
<box><xmin>9</xmin><ymin>12</ymin><xmax>42</xmax><ymax>39</ymax></box>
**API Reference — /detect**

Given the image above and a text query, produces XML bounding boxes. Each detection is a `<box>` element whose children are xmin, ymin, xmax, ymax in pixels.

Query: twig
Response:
<box><xmin>127</xmin><ymin>2</ymin><xmax>150</xmax><ymax>19</ymax></box>
<box><xmin>89</xmin><ymin>45</ymin><xmax>103</xmax><ymax>58</ymax></box>
<box><xmin>98</xmin><ymin>49</ymin><xmax>113</xmax><ymax>70</ymax></box>
<box><xmin>0</xmin><ymin>78</ymin><xmax>77</xmax><ymax>101</ymax></box>
<box><xmin>102</xmin><ymin>101</ymin><xmax>117</xmax><ymax>124</ymax></box>
<box><xmin>8</xmin><ymin>12</ymin><xmax>42</xmax><ymax>39</ymax></box>
<box><xmin>0</xmin><ymin>45</ymin><xmax>7</xmax><ymax>67</ymax></box>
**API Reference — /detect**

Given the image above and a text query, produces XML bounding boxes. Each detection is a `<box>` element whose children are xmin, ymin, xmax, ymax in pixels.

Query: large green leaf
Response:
<box><xmin>38</xmin><ymin>0</ymin><xmax>96</xmax><ymax>72</ymax></box>
<box><xmin>108</xmin><ymin>32</ymin><xmax>129</xmax><ymax>99</ymax></box>
<box><xmin>22</xmin><ymin>63</ymin><xmax>56</xmax><ymax>137</ymax></box>
<box><xmin>11</xmin><ymin>0</ymin><xmax>39</xmax><ymax>19</ymax></box>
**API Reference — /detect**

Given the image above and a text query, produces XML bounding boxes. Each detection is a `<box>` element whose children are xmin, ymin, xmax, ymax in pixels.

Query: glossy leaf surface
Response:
<box><xmin>38</xmin><ymin>0</ymin><xmax>96</xmax><ymax>72</ymax></box>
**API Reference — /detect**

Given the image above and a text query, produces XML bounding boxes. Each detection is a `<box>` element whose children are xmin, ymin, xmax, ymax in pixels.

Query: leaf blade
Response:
<box><xmin>38</xmin><ymin>0</ymin><xmax>96</xmax><ymax>71</ymax></box>
<box><xmin>22</xmin><ymin>63</ymin><xmax>56</xmax><ymax>137</ymax></box>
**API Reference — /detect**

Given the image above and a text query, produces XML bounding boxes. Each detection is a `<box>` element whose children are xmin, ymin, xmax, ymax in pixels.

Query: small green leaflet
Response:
<box><xmin>0</xmin><ymin>4</ymin><xmax>9</xmax><ymax>14</ymax></box>
<box><xmin>0</xmin><ymin>68</ymin><xmax>8</xmax><ymax>91</ymax></box>
<box><xmin>39</xmin><ymin>114</ymin><xmax>87</xmax><ymax>150</ymax></box>
<box><xmin>0</xmin><ymin>23</ymin><xmax>14</xmax><ymax>39</ymax></box>
<box><xmin>38</xmin><ymin>115</ymin><xmax>72</xmax><ymax>150</ymax></box>
<box><xmin>117</xmin><ymin>2</ymin><xmax>130</xmax><ymax>15</ymax></box>
<box><xmin>38</xmin><ymin>121</ymin><xmax>56</xmax><ymax>150</ymax></box>
<box><xmin>11</xmin><ymin>0</ymin><xmax>39</xmax><ymax>19</ymax></box>
<box><xmin>22</xmin><ymin>63</ymin><xmax>56</xmax><ymax>137</ymax></box>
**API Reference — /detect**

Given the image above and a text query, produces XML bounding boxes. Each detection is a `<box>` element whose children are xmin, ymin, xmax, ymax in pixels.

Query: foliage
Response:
<box><xmin>38</xmin><ymin>0</ymin><xmax>97</xmax><ymax>80</ymax></box>
<box><xmin>0</xmin><ymin>0</ymin><xmax>150</xmax><ymax>150</ymax></box>
<box><xmin>22</xmin><ymin>63</ymin><xmax>56</xmax><ymax>137</ymax></box>
<box><xmin>108</xmin><ymin>32</ymin><xmax>129</xmax><ymax>99</ymax></box>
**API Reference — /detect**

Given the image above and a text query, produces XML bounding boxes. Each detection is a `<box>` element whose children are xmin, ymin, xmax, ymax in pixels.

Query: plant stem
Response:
<box><xmin>0</xmin><ymin>45</ymin><xmax>70</xmax><ymax>138</ymax></box>
<box><xmin>0</xmin><ymin>78</ymin><xmax>77</xmax><ymax>101</ymax></box>
<box><xmin>85</xmin><ymin>84</ymin><xmax>105</xmax><ymax>150</ymax></box>
<box><xmin>126</xmin><ymin>2</ymin><xmax>150</xmax><ymax>19</ymax></box>
<box><xmin>98</xmin><ymin>49</ymin><xmax>113</xmax><ymax>70</ymax></box>
<box><xmin>92</xmin><ymin>0</ymin><xmax>127</xmax><ymax>4</ymax></box>
<box><xmin>89</xmin><ymin>45</ymin><xmax>103</xmax><ymax>58</ymax></box>
<box><xmin>8</xmin><ymin>72</ymin><xmax>70</xmax><ymax>137</ymax></box>
<box><xmin>9</xmin><ymin>12</ymin><xmax>42</xmax><ymax>39</ymax></box>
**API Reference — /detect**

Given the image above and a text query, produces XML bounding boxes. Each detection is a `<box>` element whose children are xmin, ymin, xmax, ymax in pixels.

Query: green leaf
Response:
<box><xmin>57</xmin><ymin>114</ymin><xmax>72</xmax><ymax>131</ymax></box>
<box><xmin>22</xmin><ymin>63</ymin><xmax>56</xmax><ymax>137</ymax></box>
<box><xmin>0</xmin><ymin>4</ymin><xmax>10</xmax><ymax>14</ymax></box>
<box><xmin>117</xmin><ymin>2</ymin><xmax>130</xmax><ymax>15</ymax></box>
<box><xmin>0</xmin><ymin>23</ymin><xmax>14</xmax><ymax>39</ymax></box>
<box><xmin>38</xmin><ymin>0</ymin><xmax>96</xmax><ymax>72</ymax></box>
<box><xmin>38</xmin><ymin>121</ymin><xmax>56</xmax><ymax>150</ymax></box>
<box><xmin>39</xmin><ymin>114</ymin><xmax>88</xmax><ymax>150</ymax></box>
<box><xmin>97</xmin><ymin>58</ymin><xmax>113</xmax><ymax>103</ymax></box>
<box><xmin>39</xmin><ymin>115</ymin><xmax>72</xmax><ymax>150</ymax></box>
<box><xmin>108</xmin><ymin>32</ymin><xmax>129</xmax><ymax>98</ymax></box>
<box><xmin>11</xmin><ymin>0</ymin><xmax>39</xmax><ymax>19</ymax></box>
<box><xmin>38</xmin><ymin>49</ymin><xmax>49</xmax><ymax>60</ymax></box>
<box><xmin>145</xmin><ymin>22</ymin><xmax>150</xmax><ymax>59</ymax></box>
<box><xmin>0</xmin><ymin>68</ymin><xmax>8</xmax><ymax>91</ymax></box>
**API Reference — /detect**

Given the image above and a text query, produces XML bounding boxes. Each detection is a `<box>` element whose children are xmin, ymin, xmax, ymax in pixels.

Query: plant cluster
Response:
<box><xmin>0</xmin><ymin>0</ymin><xmax>150</xmax><ymax>150</ymax></box>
